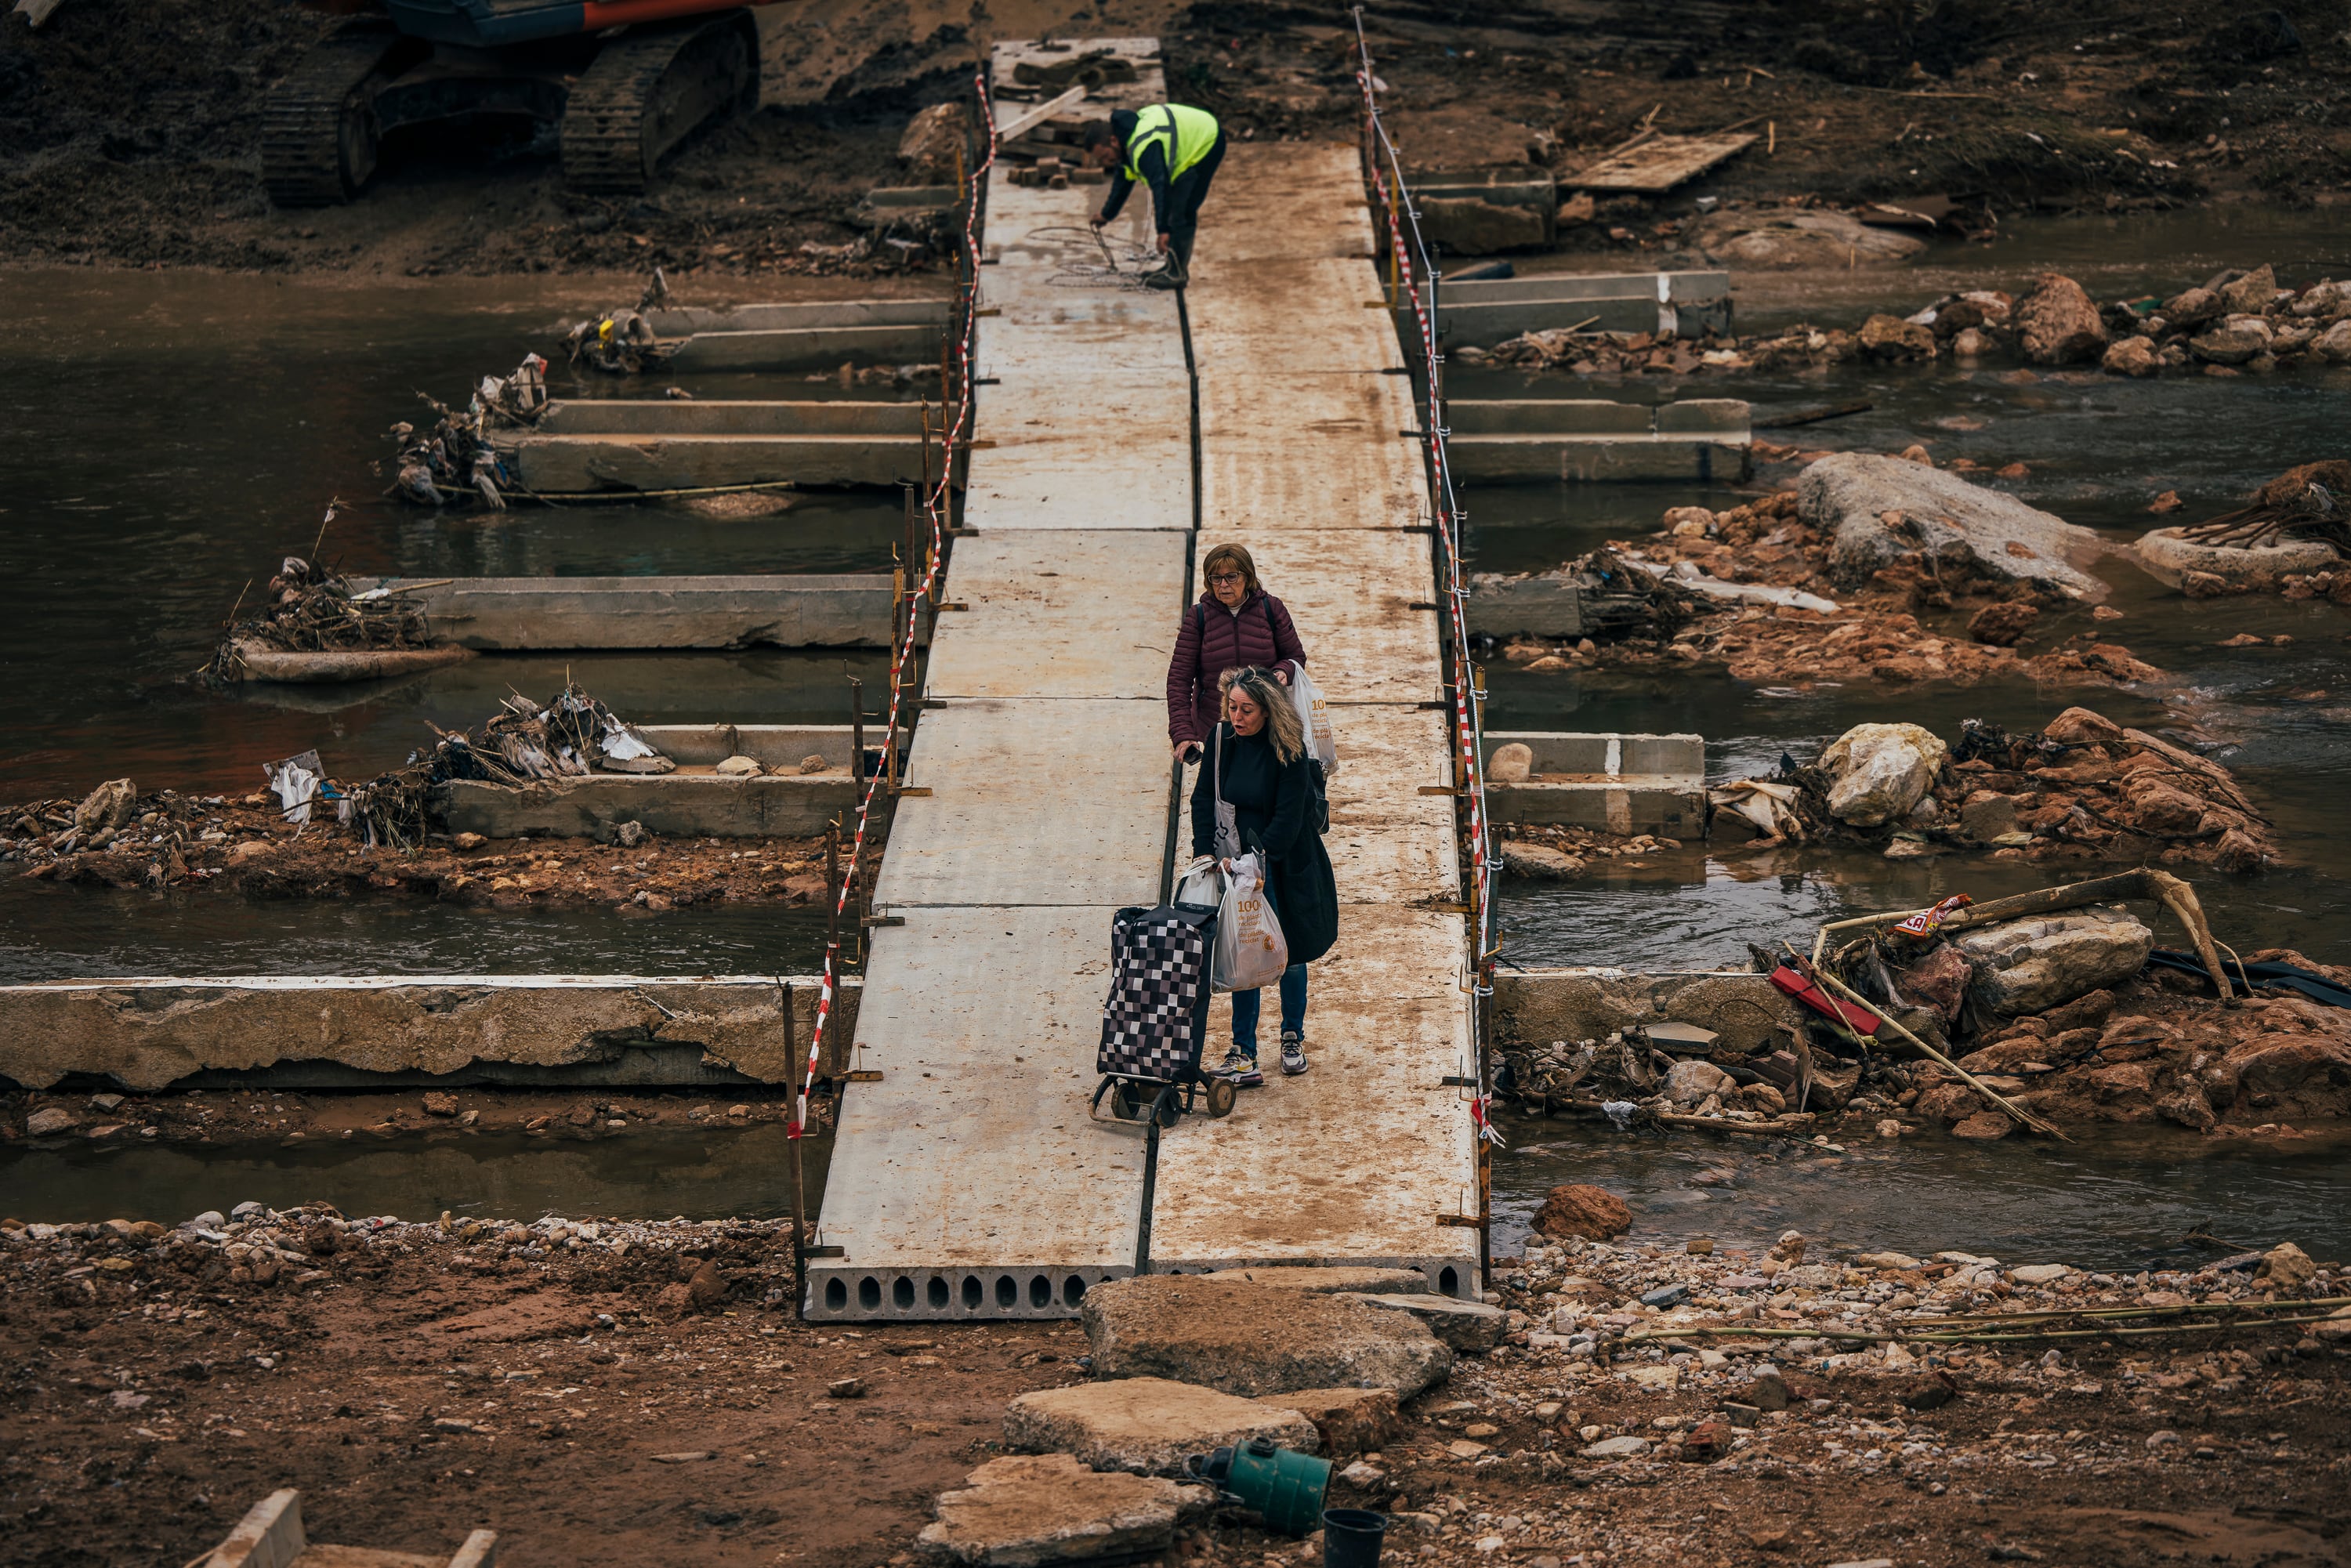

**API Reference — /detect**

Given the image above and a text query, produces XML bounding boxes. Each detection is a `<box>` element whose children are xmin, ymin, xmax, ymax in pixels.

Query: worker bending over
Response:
<box><xmin>1085</xmin><ymin>103</ymin><xmax>1226</xmax><ymax>289</ymax></box>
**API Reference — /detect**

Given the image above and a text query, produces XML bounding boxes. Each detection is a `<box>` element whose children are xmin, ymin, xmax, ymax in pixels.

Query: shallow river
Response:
<box><xmin>5</xmin><ymin>214</ymin><xmax>2348</xmax><ymax>1260</ymax></box>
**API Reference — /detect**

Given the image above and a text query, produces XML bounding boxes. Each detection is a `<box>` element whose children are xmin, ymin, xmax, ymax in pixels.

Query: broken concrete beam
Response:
<box><xmin>346</xmin><ymin>574</ymin><xmax>906</xmax><ymax>651</ymax></box>
<box><xmin>1201</xmin><ymin>1266</ymin><xmax>1429</xmax><ymax>1295</ymax></box>
<box><xmin>225</xmin><ymin>639</ymin><xmax>475</xmax><ymax>684</ymax></box>
<box><xmin>1489</xmin><ymin>969</ymin><xmax>1802</xmax><ymax>1055</ymax></box>
<box><xmin>1474</xmin><ymin>730</ymin><xmax>1705</xmax><ymax>835</ymax></box>
<box><xmin>1412</xmin><ymin>270</ymin><xmax>1733</xmax><ymax>344</ymax></box>
<box><xmin>918</xmin><ymin>1454</ymin><xmax>1207</xmax><ymax>1567</ymax></box>
<box><xmin>1259</xmin><ymin>1387</ymin><xmax>1400</xmax><ymax>1458</ymax></box>
<box><xmin>1003</xmin><ymin>1377</ymin><xmax>1320</xmax><ymax>1476</ymax></box>
<box><xmin>645</xmin><ymin>299</ymin><xmax>949</xmax><ymax>372</ymax></box>
<box><xmin>1444</xmin><ymin>398</ymin><xmax>1749</xmax><ymax>483</ymax></box>
<box><xmin>0</xmin><ymin>976</ymin><xmax>860</xmax><ymax>1092</ymax></box>
<box><xmin>1343</xmin><ymin>1292</ymin><xmax>1508</xmax><ymax>1353</ymax></box>
<box><xmin>439</xmin><ymin>772</ymin><xmax>857</xmax><ymax>841</ymax></box>
<box><xmin>1080</xmin><ymin>1274</ymin><xmax>1454</xmax><ymax>1398</ymax></box>
<box><xmin>500</xmin><ymin>400</ymin><xmax>944</xmax><ymax>493</ymax></box>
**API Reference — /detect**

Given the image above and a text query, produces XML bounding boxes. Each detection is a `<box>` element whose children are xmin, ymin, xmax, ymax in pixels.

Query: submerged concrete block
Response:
<box><xmin>1490</xmin><ymin>969</ymin><xmax>1802</xmax><ymax>1054</ymax></box>
<box><xmin>439</xmin><ymin>773</ymin><xmax>857</xmax><ymax>840</ymax></box>
<box><xmin>1413</xmin><ymin>270</ymin><xmax>1733</xmax><ymax>344</ymax></box>
<box><xmin>346</xmin><ymin>575</ymin><xmax>903</xmax><ymax>650</ymax></box>
<box><xmin>1446</xmin><ymin>398</ymin><xmax>1750</xmax><ymax>483</ymax></box>
<box><xmin>501</xmin><ymin>400</ymin><xmax>943</xmax><ymax>493</ymax></box>
<box><xmin>0</xmin><ymin>976</ymin><xmax>859</xmax><ymax>1091</ymax></box>
<box><xmin>1478</xmin><ymin>730</ymin><xmax>1705</xmax><ymax>835</ymax></box>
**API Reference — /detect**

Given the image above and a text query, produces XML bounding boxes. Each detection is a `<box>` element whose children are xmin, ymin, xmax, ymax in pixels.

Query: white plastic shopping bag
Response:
<box><xmin>1212</xmin><ymin>853</ymin><xmax>1289</xmax><ymax>994</ymax></box>
<box><xmin>1288</xmin><ymin>664</ymin><xmax>1339</xmax><ymax>775</ymax></box>
<box><xmin>1175</xmin><ymin>854</ymin><xmax>1224</xmax><ymax>911</ymax></box>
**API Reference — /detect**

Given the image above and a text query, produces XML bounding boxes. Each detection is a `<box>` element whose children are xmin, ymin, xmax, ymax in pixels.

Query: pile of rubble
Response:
<box><xmin>387</xmin><ymin>353</ymin><xmax>546</xmax><ymax>507</ymax></box>
<box><xmin>560</xmin><ymin>270</ymin><xmax>673</xmax><ymax>375</ymax></box>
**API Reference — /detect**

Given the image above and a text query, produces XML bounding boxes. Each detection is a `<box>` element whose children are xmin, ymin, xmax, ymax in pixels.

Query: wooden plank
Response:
<box><xmin>1570</xmin><ymin>132</ymin><xmax>1758</xmax><ymax>194</ymax></box>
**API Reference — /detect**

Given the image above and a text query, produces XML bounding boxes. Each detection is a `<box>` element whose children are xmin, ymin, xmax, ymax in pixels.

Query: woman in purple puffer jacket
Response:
<box><xmin>1165</xmin><ymin>542</ymin><xmax>1308</xmax><ymax>763</ymax></box>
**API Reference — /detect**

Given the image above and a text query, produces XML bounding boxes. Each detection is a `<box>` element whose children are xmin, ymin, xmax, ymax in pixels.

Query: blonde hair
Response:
<box><xmin>1220</xmin><ymin>665</ymin><xmax>1306</xmax><ymax>764</ymax></box>
<box><xmin>1201</xmin><ymin>542</ymin><xmax>1260</xmax><ymax>596</ymax></box>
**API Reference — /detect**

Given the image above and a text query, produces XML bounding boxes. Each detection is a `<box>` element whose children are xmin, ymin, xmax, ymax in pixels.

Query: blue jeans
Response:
<box><xmin>1231</xmin><ymin>965</ymin><xmax>1307</xmax><ymax>1056</ymax></box>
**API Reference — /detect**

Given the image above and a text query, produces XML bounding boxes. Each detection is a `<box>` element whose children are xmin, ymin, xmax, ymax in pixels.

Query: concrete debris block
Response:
<box><xmin>899</xmin><ymin>102</ymin><xmax>973</xmax><ymax>183</ymax></box>
<box><xmin>1343</xmin><ymin>1293</ymin><xmax>1507</xmax><ymax>1354</ymax></box>
<box><xmin>1820</xmin><ymin>722</ymin><xmax>1947</xmax><ymax>827</ymax></box>
<box><xmin>1578</xmin><ymin>1434</ymin><xmax>1650</xmax><ymax>1458</ymax></box>
<box><xmin>1416</xmin><ymin>195</ymin><xmax>1550</xmax><ymax>254</ymax></box>
<box><xmin>714</xmin><ymin>755</ymin><xmax>765</xmax><ymax>777</ymax></box>
<box><xmin>74</xmin><ymin>777</ymin><xmax>137</xmax><ymax>834</ymax></box>
<box><xmin>26</xmin><ymin>1107</ymin><xmax>74</xmax><ymax>1137</ymax></box>
<box><xmin>1952</xmin><ymin>907</ymin><xmax>2154</xmax><ymax>1016</ymax></box>
<box><xmin>918</xmin><ymin>1453</ymin><xmax>1209</xmax><ymax>1567</ymax></box>
<box><xmin>1202</xmin><ymin>1267</ymin><xmax>1429</xmax><ymax>1296</ymax></box>
<box><xmin>1487</xmin><ymin>742</ymin><xmax>1534</xmax><ymax>783</ymax></box>
<box><xmin>2259</xmin><ymin>1242</ymin><xmax>2317</xmax><ymax>1291</ymax></box>
<box><xmin>1262</xmin><ymin>1387</ymin><xmax>1401</xmax><ymax>1458</ymax></box>
<box><xmin>1080</xmin><ymin>1276</ymin><xmax>1454</xmax><ymax>1398</ymax></box>
<box><xmin>1501</xmin><ymin>842</ymin><xmax>1584</xmax><ymax>879</ymax></box>
<box><xmin>1529</xmin><ymin>1183</ymin><xmax>1630</xmax><ymax>1241</ymax></box>
<box><xmin>1002</xmin><ymin>1378</ymin><xmax>1318</xmax><ymax>1476</ymax></box>
<box><xmin>2134</xmin><ymin>527</ymin><xmax>2340</xmax><ymax>592</ymax></box>
<box><xmin>1665</xmin><ymin>1057</ymin><xmax>1734</xmax><ymax>1107</ymax></box>
<box><xmin>1800</xmin><ymin>451</ymin><xmax>2106</xmax><ymax>599</ymax></box>
<box><xmin>2016</xmin><ymin>273</ymin><xmax>2107</xmax><ymax>364</ymax></box>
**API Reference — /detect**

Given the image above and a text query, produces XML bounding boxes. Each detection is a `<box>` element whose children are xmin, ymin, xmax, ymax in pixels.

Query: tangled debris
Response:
<box><xmin>422</xmin><ymin>683</ymin><xmax>674</xmax><ymax>788</ymax></box>
<box><xmin>388</xmin><ymin>354</ymin><xmax>545</xmax><ymax>508</ymax></box>
<box><xmin>201</xmin><ymin>552</ymin><xmax>437</xmax><ymax>683</ymax></box>
<box><xmin>2180</xmin><ymin>460</ymin><xmax>2351</xmax><ymax>552</ymax></box>
<box><xmin>560</xmin><ymin>269</ymin><xmax>674</xmax><ymax>375</ymax></box>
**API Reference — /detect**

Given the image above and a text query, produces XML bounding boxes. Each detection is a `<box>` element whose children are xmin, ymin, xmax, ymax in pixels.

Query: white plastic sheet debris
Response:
<box><xmin>264</xmin><ymin>750</ymin><xmax>325</xmax><ymax>825</ymax></box>
<box><xmin>1707</xmin><ymin>778</ymin><xmax>1808</xmax><ymax>842</ymax></box>
<box><xmin>1666</xmin><ymin>558</ymin><xmax>1841</xmax><ymax>613</ymax></box>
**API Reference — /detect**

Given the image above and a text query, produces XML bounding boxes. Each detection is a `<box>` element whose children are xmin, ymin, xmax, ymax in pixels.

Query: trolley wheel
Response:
<box><xmin>1150</xmin><ymin>1087</ymin><xmax>1182</xmax><ymax>1128</ymax></box>
<box><xmin>1110</xmin><ymin>1081</ymin><xmax>1143</xmax><ymax>1122</ymax></box>
<box><xmin>1204</xmin><ymin>1077</ymin><xmax>1237</xmax><ymax>1119</ymax></box>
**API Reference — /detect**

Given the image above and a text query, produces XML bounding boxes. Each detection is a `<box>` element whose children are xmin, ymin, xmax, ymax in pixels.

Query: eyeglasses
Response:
<box><xmin>1206</xmin><ymin>572</ymin><xmax>1244</xmax><ymax>586</ymax></box>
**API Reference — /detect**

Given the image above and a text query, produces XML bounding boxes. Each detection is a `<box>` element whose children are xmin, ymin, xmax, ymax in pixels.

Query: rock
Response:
<box><xmin>614</xmin><ymin>820</ymin><xmax>646</xmax><ymax>849</ymax></box>
<box><xmin>2010</xmin><ymin>1263</ymin><xmax>2070</xmax><ymax>1285</ymax></box>
<box><xmin>898</xmin><ymin>102</ymin><xmax>972</xmax><ymax>183</ymax></box>
<box><xmin>1950</xmin><ymin>1110</ymin><xmax>2016</xmax><ymax>1141</ymax></box>
<box><xmin>1487</xmin><ymin>743</ymin><xmax>1534</xmax><ymax>784</ymax></box>
<box><xmin>1665</xmin><ymin>1058</ymin><xmax>1734</xmax><ymax>1107</ymax></box>
<box><xmin>828</xmin><ymin>1376</ymin><xmax>866</xmax><ymax>1399</ymax></box>
<box><xmin>1502</xmin><ymin>842</ymin><xmax>1583</xmax><ymax>879</ymax></box>
<box><xmin>2134</xmin><ymin>526</ymin><xmax>2339</xmax><ymax>592</ymax></box>
<box><xmin>2310</xmin><ymin>320</ymin><xmax>2351</xmax><ymax>364</ymax></box>
<box><xmin>2101</xmin><ymin>335</ymin><xmax>2161</xmax><ymax>377</ymax></box>
<box><xmin>1952</xmin><ymin>907</ymin><xmax>2154</xmax><ymax>1016</ymax></box>
<box><xmin>1693</xmin><ymin>209</ymin><xmax>1925</xmax><ymax>270</ymax></box>
<box><xmin>421</xmin><ymin>1091</ymin><xmax>459</xmax><ymax>1117</ymax></box>
<box><xmin>1745</xmin><ymin>1369</ymin><xmax>1791</xmax><ymax>1410</ymax></box>
<box><xmin>1345</xmin><ymin>1293</ymin><xmax>1508</xmax><ymax>1354</ymax></box>
<box><xmin>451</xmin><ymin>831</ymin><xmax>487</xmax><ymax>850</ymax></box>
<box><xmin>1529</xmin><ymin>1183</ymin><xmax>1630</xmax><ymax>1241</ymax></box>
<box><xmin>1896</xmin><ymin>1374</ymin><xmax>1957</xmax><ymax>1411</ymax></box>
<box><xmin>1080</xmin><ymin>1276</ymin><xmax>1453</xmax><ymax>1398</ymax></box>
<box><xmin>1958</xmin><ymin>793</ymin><xmax>2022</xmax><ymax>842</ymax></box>
<box><xmin>918</xmin><ymin>1453</ymin><xmax>1209</xmax><ymax>1566</ymax></box>
<box><xmin>650</xmin><ymin>1450</ymin><xmax>715</xmax><ymax>1463</ymax></box>
<box><xmin>1966</xmin><ymin>601</ymin><xmax>2040</xmax><ymax>647</ymax></box>
<box><xmin>2016</xmin><ymin>273</ymin><xmax>2107</xmax><ymax>364</ymax></box>
<box><xmin>2163</xmin><ymin>286</ymin><xmax>2222</xmax><ymax>328</ymax></box>
<box><xmin>2190</xmin><ymin>325</ymin><xmax>2269</xmax><ymax>366</ymax></box>
<box><xmin>1578</xmin><ymin>1435</ymin><xmax>1650</xmax><ymax>1460</ymax></box>
<box><xmin>1799</xmin><ymin>451</ymin><xmax>2106</xmax><ymax>599</ymax></box>
<box><xmin>1204</xmin><ymin>1267</ymin><xmax>1428</xmax><ymax>1296</ymax></box>
<box><xmin>73</xmin><ymin>778</ymin><xmax>137</xmax><ymax>834</ymax></box>
<box><xmin>228</xmin><ymin>840</ymin><xmax>273</xmax><ymax>864</ymax></box>
<box><xmin>1265</xmin><ymin>1388</ymin><xmax>1400</xmax><ymax>1458</ymax></box>
<box><xmin>26</xmin><ymin>1107</ymin><xmax>74</xmax><ymax>1137</ymax></box>
<box><xmin>1859</xmin><ymin>314</ymin><xmax>1935</xmax><ymax>360</ymax></box>
<box><xmin>1004</xmin><ymin>1378</ymin><xmax>1318</xmax><ymax>1476</ymax></box>
<box><xmin>1951</xmin><ymin>327</ymin><xmax>1988</xmax><ymax>357</ymax></box>
<box><xmin>1855</xmin><ymin>1251</ymin><xmax>1922</xmax><ymax>1270</ymax></box>
<box><xmin>714</xmin><ymin>755</ymin><xmax>764</xmax><ymax>777</ymax></box>
<box><xmin>1820</xmin><ymin>722</ymin><xmax>1947</xmax><ymax>827</ymax></box>
<box><xmin>1417</xmin><ymin>196</ymin><xmax>1549</xmax><ymax>254</ymax></box>
<box><xmin>685</xmin><ymin>1258</ymin><xmax>730</xmax><ymax>1311</ymax></box>
<box><xmin>2259</xmin><ymin>1242</ymin><xmax>2317</xmax><ymax>1291</ymax></box>
<box><xmin>2218</xmin><ymin>264</ymin><xmax>2277</xmax><ymax>316</ymax></box>
<box><xmin>2156</xmin><ymin>1088</ymin><xmax>2215</xmax><ymax>1132</ymax></box>
<box><xmin>1664</xmin><ymin>505</ymin><xmax>1715</xmax><ymax>538</ymax></box>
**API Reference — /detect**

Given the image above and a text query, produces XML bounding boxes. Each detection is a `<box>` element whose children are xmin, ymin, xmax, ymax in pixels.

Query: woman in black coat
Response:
<box><xmin>1190</xmin><ymin>666</ymin><xmax>1338</xmax><ymax>1086</ymax></box>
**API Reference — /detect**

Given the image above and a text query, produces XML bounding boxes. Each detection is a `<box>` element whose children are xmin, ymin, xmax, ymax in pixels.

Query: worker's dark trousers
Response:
<box><xmin>1163</xmin><ymin>132</ymin><xmax>1228</xmax><ymax>270</ymax></box>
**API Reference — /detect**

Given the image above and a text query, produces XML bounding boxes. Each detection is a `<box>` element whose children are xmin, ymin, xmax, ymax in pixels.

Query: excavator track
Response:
<box><xmin>260</xmin><ymin>23</ymin><xmax>416</xmax><ymax>208</ymax></box>
<box><xmin>561</xmin><ymin>13</ymin><xmax>759</xmax><ymax>195</ymax></box>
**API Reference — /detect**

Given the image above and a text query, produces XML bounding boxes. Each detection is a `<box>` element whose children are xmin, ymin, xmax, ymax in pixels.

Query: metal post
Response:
<box><xmin>848</xmin><ymin>674</ymin><xmax>867</xmax><ymax>784</ymax></box>
<box><xmin>825</xmin><ymin>822</ymin><xmax>842</xmax><ymax>958</ymax></box>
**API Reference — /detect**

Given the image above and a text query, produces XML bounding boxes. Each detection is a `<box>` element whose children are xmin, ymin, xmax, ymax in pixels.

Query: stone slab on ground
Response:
<box><xmin>1202</xmin><ymin>1266</ymin><xmax>1429</xmax><ymax>1295</ymax></box>
<box><xmin>1081</xmin><ymin>1275</ymin><xmax>1454</xmax><ymax>1398</ymax></box>
<box><xmin>1260</xmin><ymin>1387</ymin><xmax>1401</xmax><ymax>1457</ymax></box>
<box><xmin>1003</xmin><ymin>1377</ymin><xmax>1319</xmax><ymax>1476</ymax></box>
<box><xmin>918</xmin><ymin>1453</ymin><xmax>1209</xmax><ymax>1567</ymax></box>
<box><xmin>1799</xmin><ymin>451</ymin><xmax>2106</xmax><ymax>600</ymax></box>
<box><xmin>1342</xmin><ymin>1292</ymin><xmax>1508</xmax><ymax>1353</ymax></box>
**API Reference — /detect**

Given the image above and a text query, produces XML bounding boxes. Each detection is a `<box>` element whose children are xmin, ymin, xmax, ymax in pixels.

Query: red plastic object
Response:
<box><xmin>1770</xmin><ymin>965</ymin><xmax>1882</xmax><ymax>1035</ymax></box>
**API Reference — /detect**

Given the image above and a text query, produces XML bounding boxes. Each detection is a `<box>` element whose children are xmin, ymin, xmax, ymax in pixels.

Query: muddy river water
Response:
<box><xmin>5</xmin><ymin>218</ymin><xmax>2347</xmax><ymax>1261</ymax></box>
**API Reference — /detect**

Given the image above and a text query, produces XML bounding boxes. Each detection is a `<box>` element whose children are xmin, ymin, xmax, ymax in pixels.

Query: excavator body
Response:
<box><xmin>263</xmin><ymin>0</ymin><xmax>777</xmax><ymax>206</ymax></box>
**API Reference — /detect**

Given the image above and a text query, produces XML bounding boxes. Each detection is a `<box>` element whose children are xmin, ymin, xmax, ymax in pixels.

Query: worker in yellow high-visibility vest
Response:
<box><xmin>1083</xmin><ymin>103</ymin><xmax>1226</xmax><ymax>291</ymax></box>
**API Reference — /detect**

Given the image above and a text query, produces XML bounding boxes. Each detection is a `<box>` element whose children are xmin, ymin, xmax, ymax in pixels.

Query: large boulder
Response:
<box><xmin>2016</xmin><ymin>273</ymin><xmax>2107</xmax><ymax>364</ymax></box>
<box><xmin>1079</xmin><ymin>1276</ymin><xmax>1453</xmax><ymax>1399</ymax></box>
<box><xmin>1951</xmin><ymin>907</ymin><xmax>2154</xmax><ymax>1017</ymax></box>
<box><xmin>1820</xmin><ymin>722</ymin><xmax>1947</xmax><ymax>827</ymax></box>
<box><xmin>1692</xmin><ymin>209</ymin><xmax>1925</xmax><ymax>270</ymax></box>
<box><xmin>1799</xmin><ymin>451</ymin><xmax>2106</xmax><ymax>600</ymax></box>
<box><xmin>1529</xmin><ymin>1183</ymin><xmax>1630</xmax><ymax>1240</ymax></box>
<box><xmin>1002</xmin><ymin>1378</ymin><xmax>1320</xmax><ymax>1477</ymax></box>
<box><xmin>918</xmin><ymin>1454</ymin><xmax>1209</xmax><ymax>1566</ymax></box>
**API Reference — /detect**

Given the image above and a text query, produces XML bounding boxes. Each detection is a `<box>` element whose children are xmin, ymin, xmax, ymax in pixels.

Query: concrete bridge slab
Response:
<box><xmin>963</xmin><ymin>371</ymin><xmax>1190</xmax><ymax>532</ymax></box>
<box><xmin>1198</xmin><ymin>373</ymin><xmax>1425</xmax><ymax>536</ymax></box>
<box><xmin>924</xmin><ymin>531</ymin><xmax>1189</xmax><ymax>700</ymax></box>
